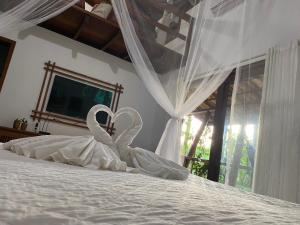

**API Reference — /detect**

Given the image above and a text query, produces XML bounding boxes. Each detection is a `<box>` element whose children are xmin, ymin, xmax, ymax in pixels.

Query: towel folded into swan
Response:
<box><xmin>3</xmin><ymin>105</ymin><xmax>189</xmax><ymax>180</ymax></box>
<box><xmin>3</xmin><ymin>135</ymin><xmax>127</xmax><ymax>172</ymax></box>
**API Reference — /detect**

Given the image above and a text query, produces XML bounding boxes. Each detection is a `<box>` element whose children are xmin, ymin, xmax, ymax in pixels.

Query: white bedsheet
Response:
<box><xmin>0</xmin><ymin>149</ymin><xmax>299</xmax><ymax>225</ymax></box>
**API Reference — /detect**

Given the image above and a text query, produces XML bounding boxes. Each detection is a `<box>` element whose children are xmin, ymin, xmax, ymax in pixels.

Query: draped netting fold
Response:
<box><xmin>0</xmin><ymin>0</ymin><xmax>78</xmax><ymax>35</ymax></box>
<box><xmin>221</xmin><ymin>0</ymin><xmax>300</xmax><ymax>196</ymax></box>
<box><xmin>112</xmin><ymin>0</ymin><xmax>260</xmax><ymax>163</ymax></box>
<box><xmin>1</xmin><ymin>0</ymin><xmax>300</xmax><ymax>200</ymax></box>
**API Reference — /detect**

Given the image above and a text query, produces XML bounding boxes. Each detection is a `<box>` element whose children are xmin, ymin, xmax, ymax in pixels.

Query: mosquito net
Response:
<box><xmin>112</xmin><ymin>0</ymin><xmax>265</xmax><ymax>163</ymax></box>
<box><xmin>0</xmin><ymin>0</ymin><xmax>78</xmax><ymax>35</ymax></box>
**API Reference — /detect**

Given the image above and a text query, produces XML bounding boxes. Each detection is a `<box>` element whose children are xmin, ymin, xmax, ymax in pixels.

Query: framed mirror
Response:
<box><xmin>32</xmin><ymin>61</ymin><xmax>124</xmax><ymax>135</ymax></box>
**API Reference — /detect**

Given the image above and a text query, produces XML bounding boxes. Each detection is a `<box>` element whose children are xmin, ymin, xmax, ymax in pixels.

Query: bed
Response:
<box><xmin>0</xmin><ymin>148</ymin><xmax>299</xmax><ymax>225</ymax></box>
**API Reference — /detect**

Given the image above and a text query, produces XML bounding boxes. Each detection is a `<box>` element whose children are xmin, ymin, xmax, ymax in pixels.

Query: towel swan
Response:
<box><xmin>3</xmin><ymin>105</ymin><xmax>188</xmax><ymax>180</ymax></box>
<box><xmin>88</xmin><ymin>105</ymin><xmax>189</xmax><ymax>180</ymax></box>
<box><xmin>3</xmin><ymin>105</ymin><xmax>127</xmax><ymax>172</ymax></box>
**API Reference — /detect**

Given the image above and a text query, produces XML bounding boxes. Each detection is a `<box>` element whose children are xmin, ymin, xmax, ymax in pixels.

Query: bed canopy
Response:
<box><xmin>0</xmin><ymin>0</ymin><xmax>78</xmax><ymax>34</ymax></box>
<box><xmin>111</xmin><ymin>0</ymin><xmax>300</xmax><ymax>202</ymax></box>
<box><xmin>1</xmin><ymin>0</ymin><xmax>300</xmax><ymax>202</ymax></box>
<box><xmin>111</xmin><ymin>0</ymin><xmax>268</xmax><ymax>163</ymax></box>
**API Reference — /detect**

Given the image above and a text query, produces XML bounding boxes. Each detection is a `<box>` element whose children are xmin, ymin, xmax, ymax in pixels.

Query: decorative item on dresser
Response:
<box><xmin>0</xmin><ymin>126</ymin><xmax>40</xmax><ymax>143</ymax></box>
<box><xmin>13</xmin><ymin>118</ymin><xmax>28</xmax><ymax>131</ymax></box>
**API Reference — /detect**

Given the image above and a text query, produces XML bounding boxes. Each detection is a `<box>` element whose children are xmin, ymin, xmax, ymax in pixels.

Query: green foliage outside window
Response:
<box><xmin>181</xmin><ymin>116</ymin><xmax>254</xmax><ymax>191</ymax></box>
<box><xmin>191</xmin><ymin>150</ymin><xmax>209</xmax><ymax>178</ymax></box>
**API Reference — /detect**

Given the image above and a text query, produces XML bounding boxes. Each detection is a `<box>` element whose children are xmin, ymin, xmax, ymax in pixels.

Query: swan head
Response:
<box><xmin>86</xmin><ymin>104</ymin><xmax>114</xmax><ymax>146</ymax></box>
<box><xmin>114</xmin><ymin>107</ymin><xmax>143</xmax><ymax>148</ymax></box>
<box><xmin>87</xmin><ymin>105</ymin><xmax>143</xmax><ymax>148</ymax></box>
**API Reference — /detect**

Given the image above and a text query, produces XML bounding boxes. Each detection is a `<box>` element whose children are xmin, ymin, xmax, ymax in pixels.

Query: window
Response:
<box><xmin>182</xmin><ymin>60</ymin><xmax>265</xmax><ymax>190</ymax></box>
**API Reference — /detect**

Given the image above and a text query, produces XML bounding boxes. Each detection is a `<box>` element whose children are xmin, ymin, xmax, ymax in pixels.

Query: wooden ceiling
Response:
<box><xmin>40</xmin><ymin>0</ymin><xmax>263</xmax><ymax>122</ymax></box>
<box><xmin>39</xmin><ymin>3</ymin><xmax>128</xmax><ymax>60</ymax></box>
<box><xmin>39</xmin><ymin>0</ymin><xmax>199</xmax><ymax>64</ymax></box>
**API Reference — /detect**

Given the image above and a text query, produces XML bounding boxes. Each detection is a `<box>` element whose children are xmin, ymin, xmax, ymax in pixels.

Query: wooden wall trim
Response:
<box><xmin>32</xmin><ymin>61</ymin><xmax>123</xmax><ymax>135</ymax></box>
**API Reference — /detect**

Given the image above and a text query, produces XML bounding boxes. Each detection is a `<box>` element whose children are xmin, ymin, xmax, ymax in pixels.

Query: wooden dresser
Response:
<box><xmin>0</xmin><ymin>126</ymin><xmax>40</xmax><ymax>143</ymax></box>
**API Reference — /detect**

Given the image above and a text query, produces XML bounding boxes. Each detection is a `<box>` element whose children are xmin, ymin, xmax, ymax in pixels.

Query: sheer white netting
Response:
<box><xmin>222</xmin><ymin>0</ymin><xmax>300</xmax><ymax>197</ymax></box>
<box><xmin>112</xmin><ymin>0</ymin><xmax>262</xmax><ymax>163</ymax></box>
<box><xmin>0</xmin><ymin>0</ymin><xmax>78</xmax><ymax>35</ymax></box>
<box><xmin>1</xmin><ymin>0</ymin><xmax>299</xmax><ymax>201</ymax></box>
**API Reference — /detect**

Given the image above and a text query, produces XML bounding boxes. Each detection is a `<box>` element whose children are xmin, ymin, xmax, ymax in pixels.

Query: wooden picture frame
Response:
<box><xmin>0</xmin><ymin>36</ymin><xmax>16</xmax><ymax>92</ymax></box>
<box><xmin>31</xmin><ymin>61</ymin><xmax>124</xmax><ymax>135</ymax></box>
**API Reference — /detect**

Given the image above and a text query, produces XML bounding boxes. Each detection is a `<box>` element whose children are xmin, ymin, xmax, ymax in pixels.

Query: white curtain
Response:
<box><xmin>0</xmin><ymin>0</ymin><xmax>78</xmax><ymax>35</ymax></box>
<box><xmin>112</xmin><ymin>0</ymin><xmax>259</xmax><ymax>163</ymax></box>
<box><xmin>253</xmin><ymin>41</ymin><xmax>300</xmax><ymax>204</ymax></box>
<box><xmin>218</xmin><ymin>1</ymin><xmax>300</xmax><ymax>194</ymax></box>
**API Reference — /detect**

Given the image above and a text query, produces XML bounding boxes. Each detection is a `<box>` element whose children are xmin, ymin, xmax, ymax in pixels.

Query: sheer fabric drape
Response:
<box><xmin>112</xmin><ymin>0</ymin><xmax>255</xmax><ymax>163</ymax></box>
<box><xmin>220</xmin><ymin>1</ymin><xmax>300</xmax><ymax>195</ymax></box>
<box><xmin>222</xmin><ymin>60</ymin><xmax>265</xmax><ymax>190</ymax></box>
<box><xmin>253</xmin><ymin>42</ymin><xmax>300</xmax><ymax>204</ymax></box>
<box><xmin>0</xmin><ymin>0</ymin><xmax>78</xmax><ymax>35</ymax></box>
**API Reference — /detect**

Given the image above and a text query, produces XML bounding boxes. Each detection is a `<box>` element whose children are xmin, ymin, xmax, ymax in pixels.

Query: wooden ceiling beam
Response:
<box><xmin>205</xmin><ymin>101</ymin><xmax>215</xmax><ymax>108</ymax></box>
<box><xmin>41</xmin><ymin>2</ymin><xmax>185</xmax><ymax>66</ymax></box>
<box><xmin>74</xmin><ymin>5</ymin><xmax>119</xmax><ymax>28</ymax></box>
<box><xmin>101</xmin><ymin>31</ymin><xmax>121</xmax><ymax>51</ymax></box>
<box><xmin>84</xmin><ymin>0</ymin><xmax>196</xmax><ymax>22</ymax></box>
<box><xmin>73</xmin><ymin>15</ymin><xmax>89</xmax><ymax>40</ymax></box>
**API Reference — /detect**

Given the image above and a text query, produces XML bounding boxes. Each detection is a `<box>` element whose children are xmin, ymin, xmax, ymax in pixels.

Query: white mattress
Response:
<box><xmin>0</xmin><ymin>149</ymin><xmax>299</xmax><ymax>225</ymax></box>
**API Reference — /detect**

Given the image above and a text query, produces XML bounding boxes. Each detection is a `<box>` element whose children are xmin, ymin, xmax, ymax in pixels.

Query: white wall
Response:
<box><xmin>0</xmin><ymin>26</ymin><xmax>169</xmax><ymax>151</ymax></box>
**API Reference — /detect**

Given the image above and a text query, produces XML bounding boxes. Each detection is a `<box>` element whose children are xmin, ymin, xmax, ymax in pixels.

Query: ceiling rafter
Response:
<box><xmin>101</xmin><ymin>31</ymin><xmax>121</xmax><ymax>51</ymax></box>
<box><xmin>73</xmin><ymin>14</ymin><xmax>89</xmax><ymax>40</ymax></box>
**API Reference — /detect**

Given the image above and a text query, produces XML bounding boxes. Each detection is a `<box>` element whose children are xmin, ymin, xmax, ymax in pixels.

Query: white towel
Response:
<box><xmin>3</xmin><ymin>105</ymin><xmax>188</xmax><ymax>180</ymax></box>
<box><xmin>3</xmin><ymin>135</ymin><xmax>126</xmax><ymax>171</ymax></box>
<box><xmin>88</xmin><ymin>105</ymin><xmax>189</xmax><ymax>180</ymax></box>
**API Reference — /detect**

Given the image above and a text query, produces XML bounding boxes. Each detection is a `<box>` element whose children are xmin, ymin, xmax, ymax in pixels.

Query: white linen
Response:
<box><xmin>0</xmin><ymin>150</ymin><xmax>299</xmax><ymax>225</ymax></box>
<box><xmin>3</xmin><ymin>135</ymin><xmax>127</xmax><ymax>172</ymax></box>
<box><xmin>253</xmin><ymin>41</ymin><xmax>300</xmax><ymax>203</ymax></box>
<box><xmin>86</xmin><ymin>104</ymin><xmax>115</xmax><ymax>147</ymax></box>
